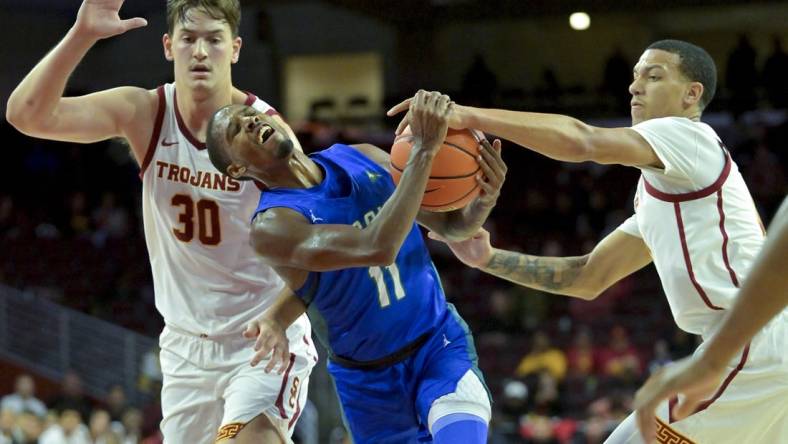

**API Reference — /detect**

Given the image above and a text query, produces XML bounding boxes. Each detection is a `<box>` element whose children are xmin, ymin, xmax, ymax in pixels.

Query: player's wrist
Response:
<box><xmin>454</xmin><ymin>105</ymin><xmax>477</xmax><ymax>129</ymax></box>
<box><xmin>66</xmin><ymin>25</ymin><xmax>101</xmax><ymax>47</ymax></box>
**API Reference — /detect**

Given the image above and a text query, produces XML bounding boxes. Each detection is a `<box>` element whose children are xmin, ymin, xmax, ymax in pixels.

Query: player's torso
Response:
<box><xmin>259</xmin><ymin>145</ymin><xmax>447</xmax><ymax>361</ymax></box>
<box><xmin>633</xmin><ymin>153</ymin><xmax>764</xmax><ymax>336</ymax></box>
<box><xmin>140</xmin><ymin>83</ymin><xmax>284</xmax><ymax>335</ymax></box>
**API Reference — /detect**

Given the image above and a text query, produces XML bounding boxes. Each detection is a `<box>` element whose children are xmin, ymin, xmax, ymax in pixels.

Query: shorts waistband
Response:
<box><xmin>329</xmin><ymin>331</ymin><xmax>431</xmax><ymax>371</ymax></box>
<box><xmin>164</xmin><ymin>324</ymin><xmax>242</xmax><ymax>340</ymax></box>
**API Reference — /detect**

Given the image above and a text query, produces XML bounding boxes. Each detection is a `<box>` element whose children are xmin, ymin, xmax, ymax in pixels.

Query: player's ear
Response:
<box><xmin>684</xmin><ymin>81</ymin><xmax>703</xmax><ymax>108</ymax></box>
<box><xmin>226</xmin><ymin>163</ymin><xmax>247</xmax><ymax>179</ymax></box>
<box><xmin>231</xmin><ymin>36</ymin><xmax>242</xmax><ymax>64</ymax></box>
<box><xmin>163</xmin><ymin>33</ymin><xmax>174</xmax><ymax>62</ymax></box>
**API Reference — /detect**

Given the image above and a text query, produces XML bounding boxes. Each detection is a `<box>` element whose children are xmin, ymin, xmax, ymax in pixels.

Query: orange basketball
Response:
<box><xmin>389</xmin><ymin>127</ymin><xmax>484</xmax><ymax>212</ymax></box>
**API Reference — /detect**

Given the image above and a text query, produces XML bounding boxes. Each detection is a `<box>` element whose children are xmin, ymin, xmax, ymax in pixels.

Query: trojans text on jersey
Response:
<box><xmin>155</xmin><ymin>160</ymin><xmax>241</xmax><ymax>192</ymax></box>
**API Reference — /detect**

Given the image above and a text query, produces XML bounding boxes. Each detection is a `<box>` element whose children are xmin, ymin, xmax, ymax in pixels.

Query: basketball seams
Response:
<box><xmin>442</xmin><ymin>141</ymin><xmax>480</xmax><ymax>159</ymax></box>
<box><xmin>421</xmin><ymin>183</ymin><xmax>481</xmax><ymax>209</ymax></box>
<box><xmin>389</xmin><ymin>162</ymin><xmax>480</xmax><ymax>180</ymax></box>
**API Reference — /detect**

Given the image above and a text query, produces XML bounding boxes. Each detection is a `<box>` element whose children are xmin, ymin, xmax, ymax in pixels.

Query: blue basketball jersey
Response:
<box><xmin>254</xmin><ymin>144</ymin><xmax>448</xmax><ymax>362</ymax></box>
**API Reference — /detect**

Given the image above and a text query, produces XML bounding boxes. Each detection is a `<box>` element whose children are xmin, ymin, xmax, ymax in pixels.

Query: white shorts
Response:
<box><xmin>606</xmin><ymin>310</ymin><xmax>788</xmax><ymax>443</ymax></box>
<box><xmin>159</xmin><ymin>314</ymin><xmax>318</xmax><ymax>444</ymax></box>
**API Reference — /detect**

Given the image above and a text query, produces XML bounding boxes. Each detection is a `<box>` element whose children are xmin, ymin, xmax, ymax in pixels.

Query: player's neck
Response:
<box><xmin>268</xmin><ymin>152</ymin><xmax>323</xmax><ymax>189</ymax></box>
<box><xmin>174</xmin><ymin>82</ymin><xmax>242</xmax><ymax>139</ymax></box>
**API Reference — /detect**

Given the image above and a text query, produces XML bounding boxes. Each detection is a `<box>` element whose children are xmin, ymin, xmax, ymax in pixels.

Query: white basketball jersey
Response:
<box><xmin>618</xmin><ymin>117</ymin><xmax>764</xmax><ymax>337</ymax></box>
<box><xmin>139</xmin><ymin>83</ymin><xmax>285</xmax><ymax>335</ymax></box>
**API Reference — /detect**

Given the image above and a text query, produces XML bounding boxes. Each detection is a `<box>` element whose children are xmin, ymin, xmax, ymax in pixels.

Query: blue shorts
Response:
<box><xmin>328</xmin><ymin>305</ymin><xmax>487</xmax><ymax>444</ymax></box>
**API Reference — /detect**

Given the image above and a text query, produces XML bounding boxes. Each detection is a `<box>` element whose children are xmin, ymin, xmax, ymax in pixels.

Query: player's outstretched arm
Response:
<box><xmin>6</xmin><ymin>0</ymin><xmax>150</xmax><ymax>157</ymax></box>
<box><xmin>431</xmin><ymin>227</ymin><xmax>651</xmax><ymax>299</ymax></box>
<box><xmin>251</xmin><ymin>90</ymin><xmax>449</xmax><ymax>272</ymax></box>
<box><xmin>388</xmin><ymin>96</ymin><xmax>662</xmax><ymax>168</ymax></box>
<box><xmin>634</xmin><ymin>197</ymin><xmax>788</xmax><ymax>442</ymax></box>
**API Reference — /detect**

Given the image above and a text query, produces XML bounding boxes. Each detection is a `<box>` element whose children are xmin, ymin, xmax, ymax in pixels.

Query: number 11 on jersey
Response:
<box><xmin>368</xmin><ymin>264</ymin><xmax>406</xmax><ymax>308</ymax></box>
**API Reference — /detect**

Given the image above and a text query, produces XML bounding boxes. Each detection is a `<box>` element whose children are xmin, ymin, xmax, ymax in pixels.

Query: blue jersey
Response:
<box><xmin>254</xmin><ymin>144</ymin><xmax>448</xmax><ymax>362</ymax></box>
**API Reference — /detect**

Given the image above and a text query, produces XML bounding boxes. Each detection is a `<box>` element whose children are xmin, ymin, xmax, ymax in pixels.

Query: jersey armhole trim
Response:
<box><xmin>643</xmin><ymin>144</ymin><xmax>730</xmax><ymax>202</ymax></box>
<box><xmin>138</xmin><ymin>86</ymin><xmax>166</xmax><ymax>179</ymax></box>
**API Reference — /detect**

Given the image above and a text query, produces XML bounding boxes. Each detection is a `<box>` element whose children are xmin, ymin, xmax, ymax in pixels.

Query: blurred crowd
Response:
<box><xmin>1</xmin><ymin>34</ymin><xmax>786</xmax><ymax>443</ymax></box>
<box><xmin>0</xmin><ymin>373</ymin><xmax>161</xmax><ymax>444</ymax></box>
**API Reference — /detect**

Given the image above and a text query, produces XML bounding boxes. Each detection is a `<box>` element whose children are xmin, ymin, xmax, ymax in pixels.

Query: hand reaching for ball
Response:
<box><xmin>407</xmin><ymin>90</ymin><xmax>453</xmax><ymax>156</ymax></box>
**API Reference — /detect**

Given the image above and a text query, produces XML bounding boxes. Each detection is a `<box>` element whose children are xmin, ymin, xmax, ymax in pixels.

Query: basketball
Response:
<box><xmin>389</xmin><ymin>127</ymin><xmax>484</xmax><ymax>212</ymax></box>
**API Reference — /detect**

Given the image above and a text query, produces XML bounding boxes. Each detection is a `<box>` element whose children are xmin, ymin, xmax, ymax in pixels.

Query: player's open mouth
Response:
<box><xmin>258</xmin><ymin>125</ymin><xmax>275</xmax><ymax>145</ymax></box>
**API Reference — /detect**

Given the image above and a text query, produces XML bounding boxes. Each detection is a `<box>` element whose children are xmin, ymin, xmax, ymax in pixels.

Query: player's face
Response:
<box><xmin>628</xmin><ymin>49</ymin><xmax>698</xmax><ymax>125</ymax></box>
<box><xmin>163</xmin><ymin>8</ymin><xmax>241</xmax><ymax>93</ymax></box>
<box><xmin>221</xmin><ymin>105</ymin><xmax>295</xmax><ymax>175</ymax></box>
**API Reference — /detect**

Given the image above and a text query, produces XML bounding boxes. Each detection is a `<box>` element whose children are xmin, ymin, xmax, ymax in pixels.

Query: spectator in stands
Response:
<box><xmin>763</xmin><ymin>35</ymin><xmax>788</xmax><ymax>108</ymax></box>
<box><xmin>48</xmin><ymin>371</ymin><xmax>92</xmax><ymax>421</ymax></box>
<box><xmin>39</xmin><ymin>409</ymin><xmax>89</xmax><ymax>444</ymax></box>
<box><xmin>0</xmin><ymin>373</ymin><xmax>47</xmax><ymax>418</ymax></box>
<box><xmin>0</xmin><ymin>409</ymin><xmax>14</xmax><ymax>444</ymax></box>
<box><xmin>646</xmin><ymin>339</ymin><xmax>672</xmax><ymax>375</ymax></box>
<box><xmin>67</xmin><ymin>192</ymin><xmax>91</xmax><ymax>238</ymax></box>
<box><xmin>530</xmin><ymin>372</ymin><xmax>560</xmax><ymax>416</ymax></box>
<box><xmin>565</xmin><ymin>327</ymin><xmax>599</xmax><ymax>377</ymax></box>
<box><xmin>514</xmin><ymin>331</ymin><xmax>567</xmax><ymax>381</ymax></box>
<box><xmin>726</xmin><ymin>34</ymin><xmax>759</xmax><ymax>117</ymax></box>
<box><xmin>88</xmin><ymin>409</ymin><xmax>121</xmax><ymax>444</ymax></box>
<box><xmin>92</xmin><ymin>192</ymin><xmax>130</xmax><ymax>246</ymax></box>
<box><xmin>478</xmin><ymin>289</ymin><xmax>522</xmax><ymax>334</ymax></box>
<box><xmin>598</xmin><ymin>326</ymin><xmax>641</xmax><ymax>383</ymax></box>
<box><xmin>137</xmin><ymin>346</ymin><xmax>162</xmax><ymax>395</ymax></box>
<box><xmin>668</xmin><ymin>327</ymin><xmax>697</xmax><ymax>360</ymax></box>
<box><xmin>102</xmin><ymin>385</ymin><xmax>128</xmax><ymax>423</ymax></box>
<box><xmin>0</xmin><ymin>374</ymin><xmax>47</xmax><ymax>418</ymax></box>
<box><xmin>119</xmin><ymin>408</ymin><xmax>143</xmax><ymax>444</ymax></box>
<box><xmin>602</xmin><ymin>47</ymin><xmax>632</xmax><ymax>112</ymax></box>
<box><xmin>461</xmin><ymin>54</ymin><xmax>499</xmax><ymax>107</ymax></box>
<box><xmin>12</xmin><ymin>411</ymin><xmax>44</xmax><ymax>444</ymax></box>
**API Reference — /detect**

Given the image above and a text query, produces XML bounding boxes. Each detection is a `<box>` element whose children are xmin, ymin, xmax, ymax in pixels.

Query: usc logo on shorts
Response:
<box><xmin>655</xmin><ymin>418</ymin><xmax>696</xmax><ymax>444</ymax></box>
<box><xmin>215</xmin><ymin>422</ymin><xmax>245</xmax><ymax>442</ymax></box>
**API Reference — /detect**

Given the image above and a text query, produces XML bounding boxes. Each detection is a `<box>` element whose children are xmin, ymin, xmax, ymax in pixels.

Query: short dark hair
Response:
<box><xmin>647</xmin><ymin>39</ymin><xmax>717</xmax><ymax>110</ymax></box>
<box><xmin>166</xmin><ymin>0</ymin><xmax>241</xmax><ymax>37</ymax></box>
<box><xmin>206</xmin><ymin>106</ymin><xmax>234</xmax><ymax>177</ymax></box>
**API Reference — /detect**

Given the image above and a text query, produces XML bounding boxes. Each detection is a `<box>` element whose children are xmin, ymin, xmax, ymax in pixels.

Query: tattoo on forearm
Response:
<box><xmin>486</xmin><ymin>252</ymin><xmax>589</xmax><ymax>291</ymax></box>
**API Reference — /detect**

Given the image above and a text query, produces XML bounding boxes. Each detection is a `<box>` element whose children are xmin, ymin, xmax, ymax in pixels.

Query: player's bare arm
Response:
<box><xmin>388</xmin><ymin>99</ymin><xmax>663</xmax><ymax>168</ymax></box>
<box><xmin>353</xmin><ymin>137</ymin><xmax>507</xmax><ymax>241</ymax></box>
<box><xmin>244</xmin><ymin>288</ymin><xmax>307</xmax><ymax>373</ymax></box>
<box><xmin>250</xmin><ymin>90</ymin><xmax>450</xmax><ymax>272</ymax></box>
<box><xmin>434</xmin><ymin>227</ymin><xmax>652</xmax><ymax>299</ymax></box>
<box><xmin>6</xmin><ymin>0</ymin><xmax>153</xmax><ymax>161</ymax></box>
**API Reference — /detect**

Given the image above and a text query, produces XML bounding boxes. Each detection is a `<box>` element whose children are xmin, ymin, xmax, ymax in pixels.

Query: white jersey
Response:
<box><xmin>139</xmin><ymin>83</ymin><xmax>285</xmax><ymax>335</ymax></box>
<box><xmin>618</xmin><ymin>117</ymin><xmax>765</xmax><ymax>337</ymax></box>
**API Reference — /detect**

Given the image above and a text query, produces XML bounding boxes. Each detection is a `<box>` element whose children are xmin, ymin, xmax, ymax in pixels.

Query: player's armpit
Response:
<box><xmin>583</xmin><ymin>126</ymin><xmax>663</xmax><ymax>168</ymax></box>
<box><xmin>250</xmin><ymin>208</ymin><xmax>395</xmax><ymax>272</ymax></box>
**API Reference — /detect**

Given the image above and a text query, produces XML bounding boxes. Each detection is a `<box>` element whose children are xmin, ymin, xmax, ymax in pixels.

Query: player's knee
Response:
<box><xmin>432</xmin><ymin>413</ymin><xmax>488</xmax><ymax>444</ymax></box>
